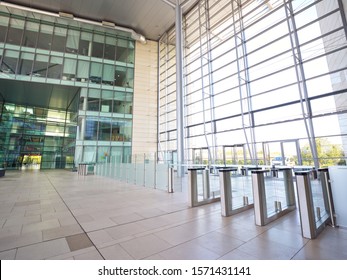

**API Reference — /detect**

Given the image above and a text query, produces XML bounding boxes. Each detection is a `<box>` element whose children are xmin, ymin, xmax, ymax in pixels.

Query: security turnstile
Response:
<box><xmin>219</xmin><ymin>168</ymin><xmax>254</xmax><ymax>216</ymax></box>
<box><xmin>295</xmin><ymin>169</ymin><xmax>335</xmax><ymax>239</ymax></box>
<box><xmin>252</xmin><ymin>168</ymin><xmax>296</xmax><ymax>226</ymax></box>
<box><xmin>188</xmin><ymin>167</ymin><xmax>220</xmax><ymax>207</ymax></box>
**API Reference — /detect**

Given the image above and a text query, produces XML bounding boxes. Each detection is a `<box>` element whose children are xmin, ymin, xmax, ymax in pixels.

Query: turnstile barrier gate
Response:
<box><xmin>251</xmin><ymin>168</ymin><xmax>296</xmax><ymax>226</ymax></box>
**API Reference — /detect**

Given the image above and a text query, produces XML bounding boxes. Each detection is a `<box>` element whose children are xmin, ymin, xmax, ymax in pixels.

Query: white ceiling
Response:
<box><xmin>1</xmin><ymin>0</ymin><xmax>198</xmax><ymax>41</ymax></box>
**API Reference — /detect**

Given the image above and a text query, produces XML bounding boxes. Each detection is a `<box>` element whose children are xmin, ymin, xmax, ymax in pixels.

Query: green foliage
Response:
<box><xmin>302</xmin><ymin>138</ymin><xmax>346</xmax><ymax>167</ymax></box>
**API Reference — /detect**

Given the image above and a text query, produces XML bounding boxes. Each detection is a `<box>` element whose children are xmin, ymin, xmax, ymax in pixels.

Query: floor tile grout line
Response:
<box><xmin>43</xmin><ymin>171</ymin><xmax>106</xmax><ymax>260</ymax></box>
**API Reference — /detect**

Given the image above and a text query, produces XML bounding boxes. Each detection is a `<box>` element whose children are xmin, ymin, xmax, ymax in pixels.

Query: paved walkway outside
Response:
<box><xmin>0</xmin><ymin>169</ymin><xmax>346</xmax><ymax>260</ymax></box>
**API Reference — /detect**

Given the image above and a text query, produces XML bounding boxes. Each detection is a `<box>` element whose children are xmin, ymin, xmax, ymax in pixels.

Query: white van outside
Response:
<box><xmin>271</xmin><ymin>156</ymin><xmax>294</xmax><ymax>166</ymax></box>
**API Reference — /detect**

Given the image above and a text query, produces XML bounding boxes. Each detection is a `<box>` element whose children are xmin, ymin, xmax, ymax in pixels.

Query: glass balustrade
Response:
<box><xmin>94</xmin><ymin>153</ymin><xmax>172</xmax><ymax>192</ymax></box>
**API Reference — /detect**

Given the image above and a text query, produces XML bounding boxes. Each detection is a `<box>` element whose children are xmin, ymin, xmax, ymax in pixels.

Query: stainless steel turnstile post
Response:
<box><xmin>188</xmin><ymin>167</ymin><xmax>221</xmax><ymax>207</ymax></box>
<box><xmin>219</xmin><ymin>168</ymin><xmax>233</xmax><ymax>217</ymax></box>
<box><xmin>252</xmin><ymin>170</ymin><xmax>268</xmax><ymax>226</ymax></box>
<box><xmin>295</xmin><ymin>171</ymin><xmax>317</xmax><ymax>239</ymax></box>
<box><xmin>203</xmin><ymin>168</ymin><xmax>210</xmax><ymax>200</ymax></box>
<box><xmin>188</xmin><ymin>167</ymin><xmax>205</xmax><ymax>207</ymax></box>
<box><xmin>282</xmin><ymin>168</ymin><xmax>296</xmax><ymax>207</ymax></box>
<box><xmin>168</xmin><ymin>167</ymin><xmax>174</xmax><ymax>193</ymax></box>
<box><xmin>319</xmin><ymin>168</ymin><xmax>335</xmax><ymax>227</ymax></box>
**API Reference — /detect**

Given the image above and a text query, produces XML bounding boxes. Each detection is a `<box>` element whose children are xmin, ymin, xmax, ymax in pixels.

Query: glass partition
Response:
<box><xmin>252</xmin><ymin>168</ymin><xmax>296</xmax><ymax>226</ymax></box>
<box><xmin>94</xmin><ymin>153</ymin><xmax>172</xmax><ymax>192</ymax></box>
<box><xmin>295</xmin><ymin>169</ymin><xmax>334</xmax><ymax>239</ymax></box>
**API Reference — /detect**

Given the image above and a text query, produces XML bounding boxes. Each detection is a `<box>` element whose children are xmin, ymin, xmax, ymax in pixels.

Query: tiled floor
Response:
<box><xmin>0</xmin><ymin>169</ymin><xmax>346</xmax><ymax>260</ymax></box>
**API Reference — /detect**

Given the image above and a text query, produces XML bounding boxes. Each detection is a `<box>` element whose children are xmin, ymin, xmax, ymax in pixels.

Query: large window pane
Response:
<box><xmin>66</xmin><ymin>29</ymin><xmax>79</xmax><ymax>53</ymax></box>
<box><xmin>102</xmin><ymin>64</ymin><xmax>115</xmax><ymax>85</ymax></box>
<box><xmin>6</xmin><ymin>18</ymin><xmax>24</xmax><ymax>45</ymax></box>
<box><xmin>116</xmin><ymin>38</ymin><xmax>128</xmax><ymax>63</ymax></box>
<box><xmin>79</xmin><ymin>31</ymin><xmax>92</xmax><ymax>56</ymax></box>
<box><xmin>85</xmin><ymin>117</ymin><xmax>98</xmax><ymax>140</ymax></box>
<box><xmin>22</xmin><ymin>21</ymin><xmax>39</xmax><ymax>48</ymax></box>
<box><xmin>1</xmin><ymin>50</ymin><xmax>19</xmax><ymax>74</ymax></box>
<box><xmin>37</xmin><ymin>24</ymin><xmax>53</xmax><ymax>50</ymax></box>
<box><xmin>101</xmin><ymin>90</ymin><xmax>113</xmax><ymax>113</ymax></box>
<box><xmin>63</xmin><ymin>58</ymin><xmax>77</xmax><ymax>80</ymax></box>
<box><xmin>47</xmin><ymin>56</ymin><xmax>63</xmax><ymax>79</ymax></box>
<box><xmin>76</xmin><ymin>60</ymin><xmax>90</xmax><ymax>81</ymax></box>
<box><xmin>51</xmin><ymin>26</ymin><xmax>67</xmax><ymax>52</ymax></box>
<box><xmin>90</xmin><ymin>62</ymin><xmax>102</xmax><ymax>84</ymax></box>
<box><xmin>92</xmin><ymin>34</ymin><xmax>104</xmax><ymax>58</ymax></box>
<box><xmin>32</xmin><ymin>54</ymin><xmax>49</xmax><ymax>77</ymax></box>
<box><xmin>88</xmin><ymin>89</ymin><xmax>100</xmax><ymax>111</ymax></box>
<box><xmin>0</xmin><ymin>16</ymin><xmax>9</xmax><ymax>43</ymax></box>
<box><xmin>105</xmin><ymin>36</ymin><xmax>116</xmax><ymax>60</ymax></box>
<box><xmin>18</xmin><ymin>52</ymin><xmax>34</xmax><ymax>75</ymax></box>
<box><xmin>98</xmin><ymin>118</ymin><xmax>111</xmax><ymax>141</ymax></box>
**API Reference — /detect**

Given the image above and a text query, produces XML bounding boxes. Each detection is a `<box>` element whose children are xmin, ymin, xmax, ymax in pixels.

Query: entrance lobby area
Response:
<box><xmin>0</xmin><ymin>170</ymin><xmax>346</xmax><ymax>260</ymax></box>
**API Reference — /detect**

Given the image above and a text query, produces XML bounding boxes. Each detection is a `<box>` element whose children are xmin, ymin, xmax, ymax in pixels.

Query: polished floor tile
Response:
<box><xmin>236</xmin><ymin>237</ymin><xmax>299</xmax><ymax>260</ymax></box>
<box><xmin>16</xmin><ymin>238</ymin><xmax>71</xmax><ymax>260</ymax></box>
<box><xmin>188</xmin><ymin>231</ymin><xmax>245</xmax><ymax>256</ymax></box>
<box><xmin>99</xmin><ymin>244</ymin><xmax>134</xmax><ymax>260</ymax></box>
<box><xmin>157</xmin><ymin>240</ymin><xmax>220</xmax><ymax>260</ymax></box>
<box><xmin>119</xmin><ymin>234</ymin><xmax>172</xmax><ymax>259</ymax></box>
<box><xmin>1</xmin><ymin>169</ymin><xmax>347</xmax><ymax>260</ymax></box>
<box><xmin>0</xmin><ymin>249</ymin><xmax>17</xmax><ymax>260</ymax></box>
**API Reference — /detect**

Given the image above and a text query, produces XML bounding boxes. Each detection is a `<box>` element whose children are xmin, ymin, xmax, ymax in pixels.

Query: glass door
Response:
<box><xmin>192</xmin><ymin>148</ymin><xmax>209</xmax><ymax>165</ymax></box>
<box><xmin>263</xmin><ymin>142</ymin><xmax>281</xmax><ymax>166</ymax></box>
<box><xmin>281</xmin><ymin>140</ymin><xmax>301</xmax><ymax>166</ymax></box>
<box><xmin>223</xmin><ymin>145</ymin><xmax>246</xmax><ymax>165</ymax></box>
<box><xmin>263</xmin><ymin>140</ymin><xmax>301</xmax><ymax>166</ymax></box>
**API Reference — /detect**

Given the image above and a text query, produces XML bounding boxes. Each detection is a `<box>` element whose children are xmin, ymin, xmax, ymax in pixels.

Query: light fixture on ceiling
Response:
<box><xmin>102</xmin><ymin>20</ymin><xmax>116</xmax><ymax>28</ymax></box>
<box><xmin>0</xmin><ymin>1</ymin><xmax>147</xmax><ymax>44</ymax></box>
<box><xmin>59</xmin><ymin>11</ymin><xmax>74</xmax><ymax>19</ymax></box>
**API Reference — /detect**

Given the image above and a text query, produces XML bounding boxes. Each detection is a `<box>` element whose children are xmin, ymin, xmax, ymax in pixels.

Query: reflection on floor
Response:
<box><xmin>0</xmin><ymin>169</ymin><xmax>346</xmax><ymax>260</ymax></box>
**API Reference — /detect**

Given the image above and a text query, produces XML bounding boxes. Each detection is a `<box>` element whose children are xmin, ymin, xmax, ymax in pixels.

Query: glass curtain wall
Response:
<box><xmin>0</xmin><ymin>8</ymin><xmax>135</xmax><ymax>167</ymax></box>
<box><xmin>158</xmin><ymin>0</ymin><xmax>347</xmax><ymax>168</ymax></box>
<box><xmin>0</xmin><ymin>103</ymin><xmax>77</xmax><ymax>169</ymax></box>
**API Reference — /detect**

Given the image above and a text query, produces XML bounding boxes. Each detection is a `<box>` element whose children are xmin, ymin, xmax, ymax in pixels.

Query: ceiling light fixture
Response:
<box><xmin>0</xmin><ymin>1</ymin><xmax>147</xmax><ymax>44</ymax></box>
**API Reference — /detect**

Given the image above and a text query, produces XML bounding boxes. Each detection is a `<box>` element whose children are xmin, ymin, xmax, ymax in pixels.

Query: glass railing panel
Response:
<box><xmin>110</xmin><ymin>162</ymin><xmax>116</xmax><ymax>178</ymax></box>
<box><xmin>264</xmin><ymin>175</ymin><xmax>287</xmax><ymax>216</ymax></box>
<box><xmin>209</xmin><ymin>172</ymin><xmax>220</xmax><ymax>198</ymax></box>
<box><xmin>105</xmin><ymin>162</ymin><xmax>110</xmax><ymax>177</ymax></box>
<box><xmin>231</xmin><ymin>171</ymin><xmax>254</xmax><ymax>210</ymax></box>
<box><xmin>127</xmin><ymin>163</ymin><xmax>136</xmax><ymax>184</ymax></box>
<box><xmin>156</xmin><ymin>163</ymin><xmax>169</xmax><ymax>190</ymax></box>
<box><xmin>145</xmin><ymin>160</ymin><xmax>155</xmax><ymax>187</ymax></box>
<box><xmin>252</xmin><ymin>168</ymin><xmax>296</xmax><ymax>226</ymax></box>
<box><xmin>120</xmin><ymin>163</ymin><xmax>127</xmax><ymax>181</ymax></box>
<box><xmin>310</xmin><ymin>177</ymin><xmax>329</xmax><ymax>227</ymax></box>
<box><xmin>136</xmin><ymin>163</ymin><xmax>145</xmax><ymax>186</ymax></box>
<box><xmin>115</xmin><ymin>161</ymin><xmax>121</xmax><ymax>180</ymax></box>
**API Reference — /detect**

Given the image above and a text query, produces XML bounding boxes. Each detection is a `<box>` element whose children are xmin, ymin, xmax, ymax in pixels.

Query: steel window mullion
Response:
<box><xmin>247</xmin><ymin>30</ymin><xmax>291</xmax><ymax>55</ymax></box>
<box><xmin>337</xmin><ymin>0</ymin><xmax>347</xmax><ymax>39</ymax></box>
<box><xmin>303</xmin><ymin>45</ymin><xmax>347</xmax><ymax>67</ymax></box>
<box><xmin>250</xmin><ymin>64</ymin><xmax>295</xmax><ymax>83</ymax></box>
<box><xmin>295</xmin><ymin>9</ymin><xmax>340</xmax><ymax>33</ymax></box>
<box><xmin>298</xmin><ymin>27</ymin><xmax>345</xmax><ymax>51</ymax></box>
<box><xmin>284</xmin><ymin>0</ymin><xmax>319</xmax><ymax>168</ymax></box>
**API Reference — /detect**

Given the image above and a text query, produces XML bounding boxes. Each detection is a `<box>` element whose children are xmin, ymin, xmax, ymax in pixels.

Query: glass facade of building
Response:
<box><xmin>159</xmin><ymin>0</ymin><xmax>347</xmax><ymax>168</ymax></box>
<box><xmin>0</xmin><ymin>7</ymin><xmax>135</xmax><ymax>169</ymax></box>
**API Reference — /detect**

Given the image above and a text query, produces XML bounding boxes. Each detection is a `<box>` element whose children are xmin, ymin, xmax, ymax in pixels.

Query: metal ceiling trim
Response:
<box><xmin>0</xmin><ymin>1</ymin><xmax>147</xmax><ymax>43</ymax></box>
